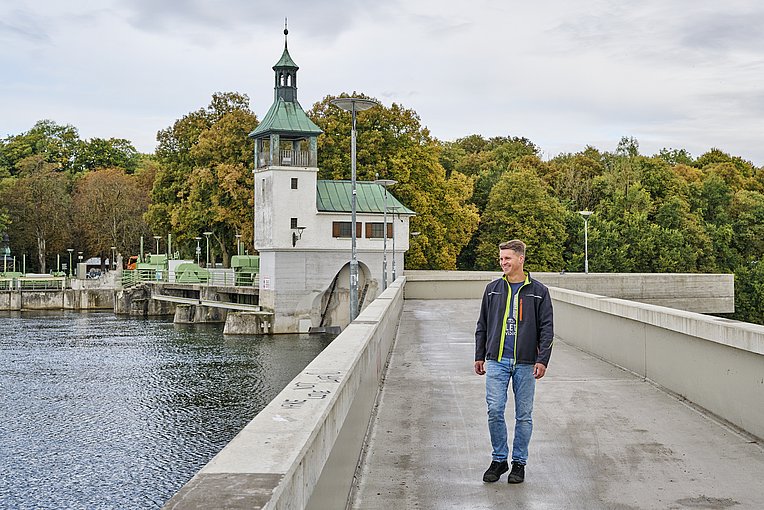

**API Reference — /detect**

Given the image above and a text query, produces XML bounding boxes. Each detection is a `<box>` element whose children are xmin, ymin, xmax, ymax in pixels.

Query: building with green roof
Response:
<box><xmin>252</xmin><ymin>27</ymin><xmax>414</xmax><ymax>334</ymax></box>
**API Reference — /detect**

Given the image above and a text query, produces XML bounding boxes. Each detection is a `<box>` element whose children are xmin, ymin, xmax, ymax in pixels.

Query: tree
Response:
<box><xmin>0</xmin><ymin>156</ymin><xmax>72</xmax><ymax>272</ymax></box>
<box><xmin>73</xmin><ymin>138</ymin><xmax>140</xmax><ymax>173</ymax></box>
<box><xmin>72</xmin><ymin>168</ymin><xmax>150</xmax><ymax>264</ymax></box>
<box><xmin>0</xmin><ymin>120</ymin><xmax>81</xmax><ymax>175</ymax></box>
<box><xmin>311</xmin><ymin>94</ymin><xmax>479</xmax><ymax>270</ymax></box>
<box><xmin>474</xmin><ymin>164</ymin><xmax>567</xmax><ymax>272</ymax></box>
<box><xmin>148</xmin><ymin>92</ymin><xmax>257</xmax><ymax>265</ymax></box>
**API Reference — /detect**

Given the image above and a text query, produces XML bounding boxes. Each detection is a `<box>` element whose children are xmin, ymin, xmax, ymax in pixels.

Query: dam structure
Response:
<box><xmin>164</xmin><ymin>271</ymin><xmax>764</xmax><ymax>509</ymax></box>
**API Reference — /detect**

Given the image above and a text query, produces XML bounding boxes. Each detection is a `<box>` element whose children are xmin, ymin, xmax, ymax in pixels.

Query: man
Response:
<box><xmin>474</xmin><ymin>239</ymin><xmax>554</xmax><ymax>484</ymax></box>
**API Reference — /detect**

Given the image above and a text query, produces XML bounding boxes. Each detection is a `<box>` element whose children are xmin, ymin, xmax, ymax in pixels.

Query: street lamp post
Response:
<box><xmin>374</xmin><ymin>177</ymin><xmax>397</xmax><ymax>290</ymax></box>
<box><xmin>388</xmin><ymin>206</ymin><xmax>401</xmax><ymax>282</ymax></box>
<box><xmin>579</xmin><ymin>211</ymin><xmax>593</xmax><ymax>274</ymax></box>
<box><xmin>67</xmin><ymin>248</ymin><xmax>73</xmax><ymax>277</ymax></box>
<box><xmin>194</xmin><ymin>237</ymin><xmax>202</xmax><ymax>266</ymax></box>
<box><xmin>77</xmin><ymin>252</ymin><xmax>83</xmax><ymax>278</ymax></box>
<box><xmin>111</xmin><ymin>246</ymin><xmax>116</xmax><ymax>270</ymax></box>
<box><xmin>203</xmin><ymin>231</ymin><xmax>212</xmax><ymax>268</ymax></box>
<box><xmin>153</xmin><ymin>235</ymin><xmax>161</xmax><ymax>255</ymax></box>
<box><xmin>235</xmin><ymin>234</ymin><xmax>242</xmax><ymax>256</ymax></box>
<box><xmin>330</xmin><ymin>97</ymin><xmax>379</xmax><ymax>321</ymax></box>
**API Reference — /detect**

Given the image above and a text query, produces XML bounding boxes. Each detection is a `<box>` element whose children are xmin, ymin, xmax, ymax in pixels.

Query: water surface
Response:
<box><xmin>0</xmin><ymin>311</ymin><xmax>334</xmax><ymax>509</ymax></box>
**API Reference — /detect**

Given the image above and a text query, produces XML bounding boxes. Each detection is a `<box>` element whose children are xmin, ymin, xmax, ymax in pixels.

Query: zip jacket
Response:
<box><xmin>475</xmin><ymin>271</ymin><xmax>554</xmax><ymax>366</ymax></box>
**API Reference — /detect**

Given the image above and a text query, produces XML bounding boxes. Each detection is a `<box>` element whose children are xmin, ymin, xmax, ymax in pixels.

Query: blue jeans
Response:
<box><xmin>485</xmin><ymin>358</ymin><xmax>535</xmax><ymax>464</ymax></box>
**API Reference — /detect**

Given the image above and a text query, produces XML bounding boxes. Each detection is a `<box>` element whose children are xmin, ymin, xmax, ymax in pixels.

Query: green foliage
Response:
<box><xmin>0</xmin><ymin>157</ymin><xmax>72</xmax><ymax>272</ymax></box>
<box><xmin>148</xmin><ymin>92</ymin><xmax>257</xmax><ymax>264</ymax></box>
<box><xmin>2</xmin><ymin>100</ymin><xmax>763</xmax><ymax>325</ymax></box>
<box><xmin>311</xmin><ymin>94</ymin><xmax>478</xmax><ymax>270</ymax></box>
<box><xmin>474</xmin><ymin>164</ymin><xmax>567</xmax><ymax>272</ymax></box>
<box><xmin>0</xmin><ymin>120</ymin><xmax>81</xmax><ymax>175</ymax></box>
<box><xmin>732</xmin><ymin>261</ymin><xmax>764</xmax><ymax>324</ymax></box>
<box><xmin>73</xmin><ymin>138</ymin><xmax>140</xmax><ymax>173</ymax></box>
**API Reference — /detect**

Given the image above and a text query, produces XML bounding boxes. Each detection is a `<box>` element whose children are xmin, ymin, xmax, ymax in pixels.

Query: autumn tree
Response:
<box><xmin>72</xmin><ymin>168</ymin><xmax>150</xmax><ymax>265</ymax></box>
<box><xmin>311</xmin><ymin>94</ymin><xmax>478</xmax><ymax>270</ymax></box>
<box><xmin>148</xmin><ymin>92</ymin><xmax>257</xmax><ymax>265</ymax></box>
<box><xmin>0</xmin><ymin>156</ymin><xmax>72</xmax><ymax>272</ymax></box>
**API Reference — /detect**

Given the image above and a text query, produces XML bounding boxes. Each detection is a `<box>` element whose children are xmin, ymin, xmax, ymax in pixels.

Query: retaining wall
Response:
<box><xmin>0</xmin><ymin>289</ymin><xmax>114</xmax><ymax>311</ymax></box>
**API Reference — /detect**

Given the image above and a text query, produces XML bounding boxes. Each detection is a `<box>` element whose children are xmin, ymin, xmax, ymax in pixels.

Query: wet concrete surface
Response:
<box><xmin>349</xmin><ymin>299</ymin><xmax>764</xmax><ymax>510</ymax></box>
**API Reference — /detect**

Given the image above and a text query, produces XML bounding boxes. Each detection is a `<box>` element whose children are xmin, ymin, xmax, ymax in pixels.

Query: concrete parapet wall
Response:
<box><xmin>404</xmin><ymin>271</ymin><xmax>734</xmax><ymax>314</ymax></box>
<box><xmin>551</xmin><ymin>287</ymin><xmax>764</xmax><ymax>440</ymax></box>
<box><xmin>163</xmin><ymin>278</ymin><xmax>406</xmax><ymax>509</ymax></box>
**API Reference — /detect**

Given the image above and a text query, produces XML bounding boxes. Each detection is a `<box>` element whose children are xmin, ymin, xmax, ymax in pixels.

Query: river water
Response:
<box><xmin>0</xmin><ymin>311</ymin><xmax>335</xmax><ymax>509</ymax></box>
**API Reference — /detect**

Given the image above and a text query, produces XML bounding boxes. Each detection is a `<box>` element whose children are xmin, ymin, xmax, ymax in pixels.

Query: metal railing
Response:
<box><xmin>0</xmin><ymin>276</ymin><xmax>66</xmax><ymax>290</ymax></box>
<box><xmin>119</xmin><ymin>269</ymin><xmax>258</xmax><ymax>288</ymax></box>
<box><xmin>257</xmin><ymin>149</ymin><xmax>310</xmax><ymax>168</ymax></box>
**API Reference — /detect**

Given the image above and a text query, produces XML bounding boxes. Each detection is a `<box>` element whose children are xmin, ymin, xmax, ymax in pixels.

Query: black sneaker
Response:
<box><xmin>508</xmin><ymin>462</ymin><xmax>525</xmax><ymax>483</ymax></box>
<box><xmin>482</xmin><ymin>460</ymin><xmax>509</xmax><ymax>482</ymax></box>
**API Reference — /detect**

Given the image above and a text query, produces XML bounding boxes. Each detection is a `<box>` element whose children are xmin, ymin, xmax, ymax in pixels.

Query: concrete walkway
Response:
<box><xmin>349</xmin><ymin>299</ymin><xmax>764</xmax><ymax>510</ymax></box>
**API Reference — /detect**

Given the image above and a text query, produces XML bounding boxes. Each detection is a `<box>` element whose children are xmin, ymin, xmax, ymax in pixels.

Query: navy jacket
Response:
<box><xmin>475</xmin><ymin>271</ymin><xmax>554</xmax><ymax>366</ymax></box>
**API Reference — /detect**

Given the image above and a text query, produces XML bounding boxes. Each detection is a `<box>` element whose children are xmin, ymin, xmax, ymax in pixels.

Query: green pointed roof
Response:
<box><xmin>248</xmin><ymin>98</ymin><xmax>323</xmax><ymax>138</ymax></box>
<box><xmin>274</xmin><ymin>47</ymin><xmax>298</xmax><ymax>69</ymax></box>
<box><xmin>316</xmin><ymin>180</ymin><xmax>416</xmax><ymax>215</ymax></box>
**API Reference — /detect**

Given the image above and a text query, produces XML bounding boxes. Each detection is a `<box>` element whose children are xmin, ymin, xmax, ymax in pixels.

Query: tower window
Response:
<box><xmin>291</xmin><ymin>217</ymin><xmax>298</xmax><ymax>229</ymax></box>
<box><xmin>291</xmin><ymin>178</ymin><xmax>298</xmax><ymax>189</ymax></box>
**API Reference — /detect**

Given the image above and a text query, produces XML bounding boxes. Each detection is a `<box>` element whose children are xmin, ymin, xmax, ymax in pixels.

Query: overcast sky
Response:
<box><xmin>2</xmin><ymin>0</ymin><xmax>763</xmax><ymax>166</ymax></box>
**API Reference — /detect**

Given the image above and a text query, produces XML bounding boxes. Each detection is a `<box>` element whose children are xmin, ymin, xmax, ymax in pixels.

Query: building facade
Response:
<box><xmin>250</xmin><ymin>28</ymin><xmax>414</xmax><ymax>333</ymax></box>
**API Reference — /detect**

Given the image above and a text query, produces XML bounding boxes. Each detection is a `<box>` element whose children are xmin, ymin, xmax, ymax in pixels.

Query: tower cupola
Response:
<box><xmin>249</xmin><ymin>22</ymin><xmax>323</xmax><ymax>168</ymax></box>
<box><xmin>273</xmin><ymin>24</ymin><xmax>298</xmax><ymax>102</ymax></box>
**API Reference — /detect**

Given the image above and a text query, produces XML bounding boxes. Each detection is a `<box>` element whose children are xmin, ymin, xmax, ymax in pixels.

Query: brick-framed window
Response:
<box><xmin>291</xmin><ymin>177</ymin><xmax>298</xmax><ymax>189</ymax></box>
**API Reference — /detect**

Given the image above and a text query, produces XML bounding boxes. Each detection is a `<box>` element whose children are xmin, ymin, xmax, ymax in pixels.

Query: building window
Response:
<box><xmin>332</xmin><ymin>221</ymin><xmax>362</xmax><ymax>238</ymax></box>
<box><xmin>365</xmin><ymin>222</ymin><xmax>393</xmax><ymax>239</ymax></box>
<box><xmin>291</xmin><ymin>217</ymin><xmax>298</xmax><ymax>229</ymax></box>
<box><xmin>291</xmin><ymin>177</ymin><xmax>298</xmax><ymax>189</ymax></box>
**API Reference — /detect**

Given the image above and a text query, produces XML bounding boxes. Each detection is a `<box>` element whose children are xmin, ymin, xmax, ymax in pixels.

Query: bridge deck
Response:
<box><xmin>151</xmin><ymin>294</ymin><xmax>264</xmax><ymax>313</ymax></box>
<box><xmin>349</xmin><ymin>299</ymin><xmax>764</xmax><ymax>510</ymax></box>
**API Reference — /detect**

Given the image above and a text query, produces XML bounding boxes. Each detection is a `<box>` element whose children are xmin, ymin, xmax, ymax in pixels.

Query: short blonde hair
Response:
<box><xmin>498</xmin><ymin>239</ymin><xmax>526</xmax><ymax>257</ymax></box>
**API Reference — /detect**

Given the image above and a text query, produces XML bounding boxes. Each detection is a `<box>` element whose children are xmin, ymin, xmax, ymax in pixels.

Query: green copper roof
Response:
<box><xmin>274</xmin><ymin>47</ymin><xmax>298</xmax><ymax>69</ymax></box>
<box><xmin>248</xmin><ymin>98</ymin><xmax>323</xmax><ymax>138</ymax></box>
<box><xmin>316</xmin><ymin>180</ymin><xmax>416</xmax><ymax>215</ymax></box>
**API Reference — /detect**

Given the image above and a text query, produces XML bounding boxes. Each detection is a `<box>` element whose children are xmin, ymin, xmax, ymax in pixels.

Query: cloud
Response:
<box><xmin>1</xmin><ymin>0</ymin><xmax>763</xmax><ymax>165</ymax></box>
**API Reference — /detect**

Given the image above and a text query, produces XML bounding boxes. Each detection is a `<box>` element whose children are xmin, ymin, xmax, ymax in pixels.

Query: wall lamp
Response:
<box><xmin>292</xmin><ymin>226</ymin><xmax>306</xmax><ymax>247</ymax></box>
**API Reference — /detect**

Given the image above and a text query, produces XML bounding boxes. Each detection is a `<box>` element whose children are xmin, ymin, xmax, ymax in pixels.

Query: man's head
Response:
<box><xmin>498</xmin><ymin>239</ymin><xmax>526</xmax><ymax>280</ymax></box>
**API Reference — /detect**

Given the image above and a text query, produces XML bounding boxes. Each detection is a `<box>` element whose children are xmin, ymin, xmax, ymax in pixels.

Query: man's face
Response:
<box><xmin>499</xmin><ymin>248</ymin><xmax>524</xmax><ymax>276</ymax></box>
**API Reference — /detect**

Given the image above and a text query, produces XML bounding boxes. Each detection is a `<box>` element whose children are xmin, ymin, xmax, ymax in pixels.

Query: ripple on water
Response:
<box><xmin>0</xmin><ymin>311</ymin><xmax>335</xmax><ymax>509</ymax></box>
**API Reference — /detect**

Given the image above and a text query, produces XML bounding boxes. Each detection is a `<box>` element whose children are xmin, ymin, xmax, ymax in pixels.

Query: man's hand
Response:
<box><xmin>474</xmin><ymin>360</ymin><xmax>485</xmax><ymax>375</ymax></box>
<box><xmin>533</xmin><ymin>363</ymin><xmax>547</xmax><ymax>379</ymax></box>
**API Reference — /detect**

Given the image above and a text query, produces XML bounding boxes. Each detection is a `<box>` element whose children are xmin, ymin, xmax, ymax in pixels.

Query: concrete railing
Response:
<box><xmin>551</xmin><ymin>287</ymin><xmax>764</xmax><ymax>440</ymax></box>
<box><xmin>163</xmin><ymin>277</ymin><xmax>406</xmax><ymax>509</ymax></box>
<box><xmin>403</xmin><ymin>270</ymin><xmax>735</xmax><ymax>314</ymax></box>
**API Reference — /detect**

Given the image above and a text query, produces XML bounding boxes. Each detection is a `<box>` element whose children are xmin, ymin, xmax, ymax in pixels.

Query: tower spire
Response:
<box><xmin>284</xmin><ymin>18</ymin><xmax>288</xmax><ymax>49</ymax></box>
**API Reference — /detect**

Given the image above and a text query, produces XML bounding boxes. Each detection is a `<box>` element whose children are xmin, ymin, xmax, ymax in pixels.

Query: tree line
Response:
<box><xmin>1</xmin><ymin>92</ymin><xmax>761</xmax><ymax>324</ymax></box>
